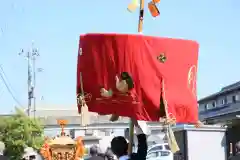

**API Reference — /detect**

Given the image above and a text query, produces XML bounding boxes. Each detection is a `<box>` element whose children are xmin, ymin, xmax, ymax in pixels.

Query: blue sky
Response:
<box><xmin>0</xmin><ymin>0</ymin><xmax>240</xmax><ymax>113</ymax></box>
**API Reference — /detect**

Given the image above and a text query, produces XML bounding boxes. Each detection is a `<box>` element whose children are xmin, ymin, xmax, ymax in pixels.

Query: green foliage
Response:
<box><xmin>0</xmin><ymin>108</ymin><xmax>44</xmax><ymax>160</ymax></box>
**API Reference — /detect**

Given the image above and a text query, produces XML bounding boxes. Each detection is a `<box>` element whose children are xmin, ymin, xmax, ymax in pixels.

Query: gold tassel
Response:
<box><xmin>78</xmin><ymin>48</ymin><xmax>89</xmax><ymax>126</ymax></box>
<box><xmin>78</xmin><ymin>94</ymin><xmax>90</xmax><ymax>126</ymax></box>
<box><xmin>79</xmin><ymin>72</ymin><xmax>90</xmax><ymax>126</ymax></box>
<box><xmin>81</xmin><ymin>102</ymin><xmax>89</xmax><ymax>126</ymax></box>
<box><xmin>161</xmin><ymin>80</ymin><xmax>180</xmax><ymax>153</ymax></box>
<box><xmin>166</xmin><ymin>124</ymin><xmax>179</xmax><ymax>153</ymax></box>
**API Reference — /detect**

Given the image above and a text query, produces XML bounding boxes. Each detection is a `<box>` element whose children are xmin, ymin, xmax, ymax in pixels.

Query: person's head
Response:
<box><xmin>236</xmin><ymin>141</ymin><xmax>240</xmax><ymax>153</ymax></box>
<box><xmin>22</xmin><ymin>147</ymin><xmax>37</xmax><ymax>160</ymax></box>
<box><xmin>111</xmin><ymin>136</ymin><xmax>128</xmax><ymax>158</ymax></box>
<box><xmin>90</xmin><ymin>145</ymin><xmax>100</xmax><ymax>156</ymax></box>
<box><xmin>105</xmin><ymin>147</ymin><xmax>115</xmax><ymax>160</ymax></box>
<box><xmin>22</xmin><ymin>155</ymin><xmax>36</xmax><ymax>160</ymax></box>
<box><xmin>29</xmin><ymin>155</ymin><xmax>36</xmax><ymax>160</ymax></box>
<box><xmin>0</xmin><ymin>141</ymin><xmax>5</xmax><ymax>155</ymax></box>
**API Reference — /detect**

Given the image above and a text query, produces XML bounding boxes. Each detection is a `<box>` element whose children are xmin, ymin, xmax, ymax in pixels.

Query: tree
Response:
<box><xmin>0</xmin><ymin>108</ymin><xmax>44</xmax><ymax>160</ymax></box>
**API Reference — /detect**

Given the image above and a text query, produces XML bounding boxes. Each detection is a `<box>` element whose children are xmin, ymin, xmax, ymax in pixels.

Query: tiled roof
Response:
<box><xmin>2</xmin><ymin>105</ymin><xmax>164</xmax><ymax>126</ymax></box>
<box><xmin>34</xmin><ymin>104</ymin><xmax>80</xmax><ymax>117</ymax></box>
<box><xmin>39</xmin><ymin>115</ymin><xmax>129</xmax><ymax>126</ymax></box>
<box><xmin>221</xmin><ymin>81</ymin><xmax>240</xmax><ymax>92</ymax></box>
<box><xmin>198</xmin><ymin>81</ymin><xmax>240</xmax><ymax>102</ymax></box>
<box><xmin>33</xmin><ymin>106</ymin><xmax>129</xmax><ymax>125</ymax></box>
<box><xmin>199</xmin><ymin>102</ymin><xmax>240</xmax><ymax>120</ymax></box>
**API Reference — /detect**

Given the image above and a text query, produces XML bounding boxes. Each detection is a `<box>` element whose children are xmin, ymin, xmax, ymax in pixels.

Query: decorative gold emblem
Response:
<box><xmin>188</xmin><ymin>65</ymin><xmax>197</xmax><ymax>97</ymax></box>
<box><xmin>79</xmin><ymin>47</ymin><xmax>82</xmax><ymax>55</ymax></box>
<box><xmin>157</xmin><ymin>53</ymin><xmax>167</xmax><ymax>63</ymax></box>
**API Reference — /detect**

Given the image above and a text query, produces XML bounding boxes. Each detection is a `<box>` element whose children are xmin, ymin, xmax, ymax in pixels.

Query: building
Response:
<box><xmin>0</xmin><ymin>105</ymin><xmax>167</xmax><ymax>149</ymax></box>
<box><xmin>33</xmin><ymin>105</ymin><xmax>129</xmax><ymax>137</ymax></box>
<box><xmin>198</xmin><ymin>81</ymin><xmax>240</xmax><ymax>156</ymax></box>
<box><xmin>32</xmin><ymin>105</ymin><xmax>166</xmax><ymax>148</ymax></box>
<box><xmin>198</xmin><ymin>81</ymin><xmax>240</xmax><ymax>125</ymax></box>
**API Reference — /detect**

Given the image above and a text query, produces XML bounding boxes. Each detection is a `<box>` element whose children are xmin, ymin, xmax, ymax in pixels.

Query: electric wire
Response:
<box><xmin>0</xmin><ymin>65</ymin><xmax>24</xmax><ymax>107</ymax></box>
<box><xmin>0</xmin><ymin>83</ymin><xmax>4</xmax><ymax>99</ymax></box>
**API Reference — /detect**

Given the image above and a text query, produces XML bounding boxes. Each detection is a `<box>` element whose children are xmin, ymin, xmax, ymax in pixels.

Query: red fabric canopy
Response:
<box><xmin>77</xmin><ymin>33</ymin><xmax>199</xmax><ymax>123</ymax></box>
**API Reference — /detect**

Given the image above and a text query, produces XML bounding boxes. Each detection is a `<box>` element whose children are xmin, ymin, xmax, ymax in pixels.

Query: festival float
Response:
<box><xmin>40</xmin><ymin>120</ymin><xmax>85</xmax><ymax>160</ymax></box>
<box><xmin>76</xmin><ymin>0</ymin><xmax>227</xmax><ymax>159</ymax></box>
<box><xmin>76</xmin><ymin>0</ymin><xmax>199</xmax><ymax>154</ymax></box>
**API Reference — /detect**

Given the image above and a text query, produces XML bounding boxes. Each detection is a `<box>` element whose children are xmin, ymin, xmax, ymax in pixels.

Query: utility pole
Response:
<box><xmin>19</xmin><ymin>42</ymin><xmax>42</xmax><ymax>117</ymax></box>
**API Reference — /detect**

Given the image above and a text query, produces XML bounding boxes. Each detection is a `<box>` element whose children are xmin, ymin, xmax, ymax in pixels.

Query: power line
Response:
<box><xmin>0</xmin><ymin>65</ymin><xmax>24</xmax><ymax>107</ymax></box>
<box><xmin>0</xmin><ymin>83</ymin><xmax>4</xmax><ymax>99</ymax></box>
<box><xmin>0</xmin><ymin>64</ymin><xmax>17</xmax><ymax>94</ymax></box>
<box><xmin>0</xmin><ymin>65</ymin><xmax>23</xmax><ymax>107</ymax></box>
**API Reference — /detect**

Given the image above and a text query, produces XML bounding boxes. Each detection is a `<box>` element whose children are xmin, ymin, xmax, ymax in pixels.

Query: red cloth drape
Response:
<box><xmin>77</xmin><ymin>33</ymin><xmax>199</xmax><ymax>123</ymax></box>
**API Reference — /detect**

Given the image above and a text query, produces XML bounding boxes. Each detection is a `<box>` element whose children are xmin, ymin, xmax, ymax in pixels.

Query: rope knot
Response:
<box><xmin>77</xmin><ymin>93</ymin><xmax>92</xmax><ymax>106</ymax></box>
<box><xmin>163</xmin><ymin>113</ymin><xmax>176</xmax><ymax>126</ymax></box>
<box><xmin>77</xmin><ymin>92</ymin><xmax>92</xmax><ymax>126</ymax></box>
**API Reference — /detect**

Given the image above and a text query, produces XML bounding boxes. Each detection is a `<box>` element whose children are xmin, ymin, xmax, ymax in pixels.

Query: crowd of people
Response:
<box><xmin>0</xmin><ymin>120</ymin><xmax>148</xmax><ymax>160</ymax></box>
<box><xmin>1</xmin><ymin>119</ymin><xmax>240</xmax><ymax>160</ymax></box>
<box><xmin>0</xmin><ymin>141</ymin><xmax>41</xmax><ymax>160</ymax></box>
<box><xmin>86</xmin><ymin>120</ymin><xmax>148</xmax><ymax>160</ymax></box>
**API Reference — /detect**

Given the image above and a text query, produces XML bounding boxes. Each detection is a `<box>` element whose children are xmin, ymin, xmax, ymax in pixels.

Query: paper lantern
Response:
<box><xmin>148</xmin><ymin>1</ymin><xmax>160</xmax><ymax>17</ymax></box>
<box><xmin>127</xmin><ymin>0</ymin><xmax>161</xmax><ymax>18</ymax></box>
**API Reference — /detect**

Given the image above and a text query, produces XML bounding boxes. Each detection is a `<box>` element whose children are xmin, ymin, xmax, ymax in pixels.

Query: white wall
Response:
<box><xmin>187</xmin><ymin>130</ymin><xmax>226</xmax><ymax>160</ymax></box>
<box><xmin>112</xmin><ymin>129</ymin><xmax>125</xmax><ymax>136</ymax></box>
<box><xmin>75</xmin><ymin>130</ymin><xmax>85</xmax><ymax>137</ymax></box>
<box><xmin>44</xmin><ymin>129</ymin><xmax>70</xmax><ymax>137</ymax></box>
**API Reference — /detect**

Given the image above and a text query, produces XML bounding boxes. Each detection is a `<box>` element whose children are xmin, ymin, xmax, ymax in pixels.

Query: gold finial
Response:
<box><xmin>57</xmin><ymin>119</ymin><xmax>68</xmax><ymax>136</ymax></box>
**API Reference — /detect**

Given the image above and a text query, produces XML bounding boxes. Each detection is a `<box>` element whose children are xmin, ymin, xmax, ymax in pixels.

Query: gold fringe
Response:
<box><xmin>77</xmin><ymin>94</ymin><xmax>92</xmax><ymax>126</ymax></box>
<box><xmin>161</xmin><ymin>80</ymin><xmax>180</xmax><ymax>153</ymax></box>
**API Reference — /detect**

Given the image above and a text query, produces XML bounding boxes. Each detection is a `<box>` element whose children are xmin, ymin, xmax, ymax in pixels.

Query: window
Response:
<box><xmin>212</xmin><ymin>101</ymin><xmax>216</xmax><ymax>108</ymax></box>
<box><xmin>148</xmin><ymin>146</ymin><xmax>163</xmax><ymax>153</ymax></box>
<box><xmin>204</xmin><ymin>104</ymin><xmax>209</xmax><ymax>110</ymax></box>
<box><xmin>198</xmin><ymin>104</ymin><xmax>205</xmax><ymax>112</ymax></box>
<box><xmin>164</xmin><ymin>144</ymin><xmax>170</xmax><ymax>150</ymax></box>
<box><xmin>217</xmin><ymin>99</ymin><xmax>223</xmax><ymax>106</ymax></box>
<box><xmin>221</xmin><ymin>99</ymin><xmax>224</xmax><ymax>104</ymax></box>
<box><xmin>159</xmin><ymin>151</ymin><xmax>171</xmax><ymax>157</ymax></box>
<box><xmin>232</xmin><ymin>95</ymin><xmax>237</xmax><ymax>103</ymax></box>
<box><xmin>147</xmin><ymin>152</ymin><xmax>158</xmax><ymax>159</ymax></box>
<box><xmin>147</xmin><ymin>151</ymin><xmax>171</xmax><ymax>158</ymax></box>
<box><xmin>225</xmin><ymin>97</ymin><xmax>228</xmax><ymax>104</ymax></box>
<box><xmin>222</xmin><ymin>97</ymin><xmax>227</xmax><ymax>105</ymax></box>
